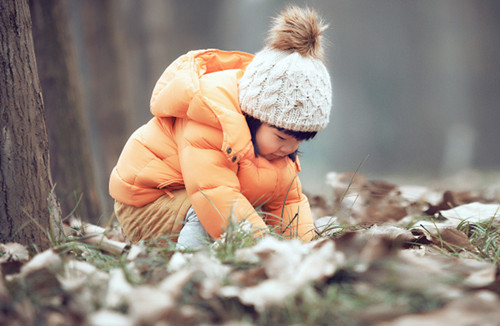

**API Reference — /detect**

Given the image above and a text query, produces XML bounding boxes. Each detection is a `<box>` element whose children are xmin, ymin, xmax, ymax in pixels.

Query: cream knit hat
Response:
<box><xmin>239</xmin><ymin>6</ymin><xmax>332</xmax><ymax>132</ymax></box>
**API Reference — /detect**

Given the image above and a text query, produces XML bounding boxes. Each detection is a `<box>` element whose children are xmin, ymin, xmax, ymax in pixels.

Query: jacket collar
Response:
<box><xmin>150</xmin><ymin>49</ymin><xmax>255</xmax><ymax>163</ymax></box>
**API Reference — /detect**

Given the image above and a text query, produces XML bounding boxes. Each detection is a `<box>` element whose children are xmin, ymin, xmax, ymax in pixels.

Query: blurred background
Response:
<box><xmin>38</xmin><ymin>0</ymin><xmax>500</xmax><ymax>220</ymax></box>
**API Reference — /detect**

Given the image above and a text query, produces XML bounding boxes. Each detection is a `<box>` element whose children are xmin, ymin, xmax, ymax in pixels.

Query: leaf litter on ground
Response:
<box><xmin>0</xmin><ymin>171</ymin><xmax>499</xmax><ymax>325</ymax></box>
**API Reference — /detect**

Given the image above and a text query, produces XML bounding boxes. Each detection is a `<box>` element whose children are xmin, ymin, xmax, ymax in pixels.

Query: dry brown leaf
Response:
<box><xmin>59</xmin><ymin>260</ymin><xmax>109</xmax><ymax>290</ymax></box>
<box><xmin>326</xmin><ymin>171</ymin><xmax>367</xmax><ymax>200</ymax></box>
<box><xmin>377</xmin><ymin>290</ymin><xmax>500</xmax><ymax>326</ymax></box>
<box><xmin>365</xmin><ymin>225</ymin><xmax>418</xmax><ymax>244</ymax></box>
<box><xmin>19</xmin><ymin>249</ymin><xmax>62</xmax><ymax>278</ymax></box>
<box><xmin>229</xmin><ymin>266</ymin><xmax>267</xmax><ymax>287</ymax></box>
<box><xmin>307</xmin><ymin>192</ymin><xmax>333</xmax><ymax>219</ymax></box>
<box><xmin>396</xmin><ymin>249</ymin><xmax>497</xmax><ymax>297</ymax></box>
<box><xmin>425</xmin><ymin>190</ymin><xmax>492</xmax><ymax>216</ymax></box>
<box><xmin>412</xmin><ymin>202</ymin><xmax>500</xmax><ymax>242</ymax></box>
<box><xmin>105</xmin><ymin>269</ymin><xmax>134</xmax><ymax>309</ymax></box>
<box><xmin>463</xmin><ymin>265</ymin><xmax>497</xmax><ymax>288</ymax></box>
<box><xmin>357</xmin><ymin>302</ymin><xmax>409</xmax><ymax>324</ymax></box>
<box><xmin>394</xmin><ymin>250</ymin><xmax>460</xmax><ymax>288</ymax></box>
<box><xmin>0</xmin><ymin>243</ymin><xmax>29</xmax><ymax>263</ymax></box>
<box><xmin>44</xmin><ymin>311</ymin><xmax>66</xmax><ymax>326</ymax></box>
<box><xmin>8</xmin><ymin>250</ymin><xmax>65</xmax><ymax>307</ymax></box>
<box><xmin>223</xmin><ymin>237</ymin><xmax>341</xmax><ymax>311</ymax></box>
<box><xmin>398</xmin><ymin>185</ymin><xmax>443</xmax><ymax>206</ymax></box>
<box><xmin>334</xmin><ymin>225</ymin><xmax>419</xmax><ymax>267</ymax></box>
<box><xmin>166</xmin><ymin>251</ymin><xmax>193</xmax><ymax>272</ymax></box>
<box><xmin>228</xmin><ymin>279</ymin><xmax>297</xmax><ymax>311</ymax></box>
<box><xmin>326</xmin><ymin>172</ymin><xmax>499</xmax><ymax>232</ymax></box>
<box><xmin>128</xmin><ymin>286</ymin><xmax>174</xmax><ymax>325</ymax></box>
<box><xmin>58</xmin><ymin>259</ymin><xmax>109</xmax><ymax>315</ymax></box>
<box><xmin>236</xmin><ymin>237</ymin><xmax>339</xmax><ymax>283</ymax></box>
<box><xmin>88</xmin><ymin>310</ymin><xmax>133</xmax><ymax>326</ymax></box>
<box><xmin>424</xmin><ymin>190</ymin><xmax>457</xmax><ymax>215</ymax></box>
<box><xmin>0</xmin><ymin>298</ymin><xmax>35</xmax><ymax>326</ymax></box>
<box><xmin>361</xmin><ymin>202</ymin><xmax>408</xmax><ymax>223</ymax></box>
<box><xmin>168</xmin><ymin>251</ymin><xmax>231</xmax><ymax>281</ymax></box>
<box><xmin>439</xmin><ymin>202</ymin><xmax>500</xmax><ymax>223</ymax></box>
<box><xmin>0</xmin><ymin>269</ymin><xmax>9</xmax><ymax>301</ymax></box>
<box><xmin>328</xmin><ymin>175</ymin><xmax>410</xmax><ymax>224</ymax></box>
<box><xmin>315</xmin><ymin>216</ymin><xmax>340</xmax><ymax>236</ymax></box>
<box><xmin>216</xmin><ymin>321</ymin><xmax>255</xmax><ymax>326</ymax></box>
<box><xmin>432</xmin><ymin>227</ymin><xmax>474</xmax><ymax>251</ymax></box>
<box><xmin>164</xmin><ymin>251</ymin><xmax>232</xmax><ymax>301</ymax></box>
<box><xmin>0</xmin><ymin>242</ymin><xmax>29</xmax><ymax>275</ymax></box>
<box><xmin>355</xmin><ymin>180</ymin><xmax>409</xmax><ymax>224</ymax></box>
<box><xmin>158</xmin><ymin>269</ymin><xmax>196</xmax><ymax>299</ymax></box>
<box><xmin>326</xmin><ymin>171</ymin><xmax>367</xmax><ymax>222</ymax></box>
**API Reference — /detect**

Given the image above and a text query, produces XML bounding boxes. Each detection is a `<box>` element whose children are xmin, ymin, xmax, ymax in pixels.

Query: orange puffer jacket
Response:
<box><xmin>109</xmin><ymin>49</ymin><xmax>315</xmax><ymax>240</ymax></box>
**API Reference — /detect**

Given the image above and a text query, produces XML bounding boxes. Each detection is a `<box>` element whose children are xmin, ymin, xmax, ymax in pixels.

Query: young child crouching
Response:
<box><xmin>109</xmin><ymin>6</ymin><xmax>332</xmax><ymax>249</ymax></box>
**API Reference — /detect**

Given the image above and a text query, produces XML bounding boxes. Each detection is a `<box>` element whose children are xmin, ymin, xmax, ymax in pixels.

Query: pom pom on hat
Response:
<box><xmin>239</xmin><ymin>6</ymin><xmax>332</xmax><ymax>132</ymax></box>
<box><xmin>266</xmin><ymin>6</ymin><xmax>328</xmax><ymax>60</ymax></box>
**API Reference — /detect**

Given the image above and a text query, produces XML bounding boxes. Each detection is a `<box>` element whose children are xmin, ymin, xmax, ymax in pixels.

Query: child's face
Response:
<box><xmin>255</xmin><ymin>123</ymin><xmax>302</xmax><ymax>161</ymax></box>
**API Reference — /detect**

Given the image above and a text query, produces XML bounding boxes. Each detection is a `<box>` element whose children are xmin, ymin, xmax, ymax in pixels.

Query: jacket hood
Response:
<box><xmin>150</xmin><ymin>49</ymin><xmax>255</xmax><ymax>160</ymax></box>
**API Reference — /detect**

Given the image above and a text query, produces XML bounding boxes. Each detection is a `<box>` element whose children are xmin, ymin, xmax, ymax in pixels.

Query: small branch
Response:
<box><xmin>69</xmin><ymin>220</ymin><xmax>129</xmax><ymax>256</ymax></box>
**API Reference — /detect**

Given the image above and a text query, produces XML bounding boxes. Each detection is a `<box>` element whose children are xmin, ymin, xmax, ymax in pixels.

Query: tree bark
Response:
<box><xmin>0</xmin><ymin>0</ymin><xmax>60</xmax><ymax>250</ymax></box>
<box><xmin>68</xmin><ymin>0</ymin><xmax>134</xmax><ymax>215</ymax></box>
<box><xmin>29</xmin><ymin>0</ymin><xmax>101</xmax><ymax>223</ymax></box>
<box><xmin>80</xmin><ymin>0</ymin><xmax>134</xmax><ymax>171</ymax></box>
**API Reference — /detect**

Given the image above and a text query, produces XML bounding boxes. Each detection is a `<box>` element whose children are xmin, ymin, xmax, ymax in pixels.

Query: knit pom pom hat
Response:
<box><xmin>239</xmin><ymin>6</ymin><xmax>332</xmax><ymax>132</ymax></box>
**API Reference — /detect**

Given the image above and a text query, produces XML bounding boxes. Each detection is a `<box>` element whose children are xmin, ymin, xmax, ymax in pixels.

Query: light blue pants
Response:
<box><xmin>176</xmin><ymin>206</ymin><xmax>212</xmax><ymax>250</ymax></box>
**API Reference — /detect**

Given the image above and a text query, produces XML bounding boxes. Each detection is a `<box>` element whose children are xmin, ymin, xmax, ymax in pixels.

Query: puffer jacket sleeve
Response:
<box><xmin>264</xmin><ymin>175</ymin><xmax>316</xmax><ymax>241</ymax></box>
<box><xmin>179</xmin><ymin>120</ymin><xmax>268</xmax><ymax>239</ymax></box>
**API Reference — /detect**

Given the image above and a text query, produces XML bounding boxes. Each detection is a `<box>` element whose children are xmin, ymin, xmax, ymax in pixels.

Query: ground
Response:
<box><xmin>1</xmin><ymin>172</ymin><xmax>499</xmax><ymax>325</ymax></box>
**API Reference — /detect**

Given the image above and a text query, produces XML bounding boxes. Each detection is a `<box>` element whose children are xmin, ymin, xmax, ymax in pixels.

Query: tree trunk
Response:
<box><xmin>119</xmin><ymin>0</ymin><xmax>172</xmax><ymax>125</ymax></box>
<box><xmin>68</xmin><ymin>0</ymin><xmax>134</xmax><ymax>216</ymax></box>
<box><xmin>29</xmin><ymin>0</ymin><xmax>101</xmax><ymax>223</ymax></box>
<box><xmin>0</xmin><ymin>0</ymin><xmax>60</xmax><ymax>250</ymax></box>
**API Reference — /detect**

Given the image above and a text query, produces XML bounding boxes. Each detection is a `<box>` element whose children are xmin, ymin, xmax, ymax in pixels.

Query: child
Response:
<box><xmin>109</xmin><ymin>6</ymin><xmax>332</xmax><ymax>249</ymax></box>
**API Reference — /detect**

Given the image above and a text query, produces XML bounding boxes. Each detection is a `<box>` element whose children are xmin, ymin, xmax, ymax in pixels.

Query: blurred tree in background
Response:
<box><xmin>30</xmin><ymin>0</ymin><xmax>101</xmax><ymax>223</ymax></box>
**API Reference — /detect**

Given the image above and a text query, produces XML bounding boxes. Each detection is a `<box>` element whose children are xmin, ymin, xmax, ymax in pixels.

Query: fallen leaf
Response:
<box><xmin>59</xmin><ymin>260</ymin><xmax>109</xmax><ymax>291</ymax></box>
<box><xmin>315</xmin><ymin>216</ymin><xmax>340</xmax><ymax>236</ymax></box>
<box><xmin>398</xmin><ymin>185</ymin><xmax>442</xmax><ymax>206</ymax></box>
<box><xmin>222</xmin><ymin>237</ymin><xmax>341</xmax><ymax>311</ymax></box>
<box><xmin>307</xmin><ymin>193</ymin><xmax>333</xmax><ymax>219</ymax></box>
<box><xmin>229</xmin><ymin>266</ymin><xmax>267</xmax><ymax>287</ymax></box>
<box><xmin>463</xmin><ymin>265</ymin><xmax>497</xmax><ymax>288</ymax></box>
<box><xmin>105</xmin><ymin>269</ymin><xmax>134</xmax><ymax>309</ymax></box>
<box><xmin>89</xmin><ymin>310</ymin><xmax>133</xmax><ymax>326</ymax></box>
<box><xmin>396</xmin><ymin>249</ymin><xmax>497</xmax><ymax>296</ymax></box>
<box><xmin>229</xmin><ymin>278</ymin><xmax>297</xmax><ymax>311</ymax></box>
<box><xmin>377</xmin><ymin>290</ymin><xmax>500</xmax><ymax>326</ymax></box>
<box><xmin>0</xmin><ymin>298</ymin><xmax>35</xmax><ymax>326</ymax></box>
<box><xmin>235</xmin><ymin>237</ymin><xmax>337</xmax><ymax>282</ymax></box>
<box><xmin>128</xmin><ymin>286</ymin><xmax>174</xmax><ymax>325</ymax></box>
<box><xmin>439</xmin><ymin>202</ymin><xmax>500</xmax><ymax>223</ymax></box>
<box><xmin>366</xmin><ymin>224</ymin><xmax>418</xmax><ymax>244</ymax></box>
<box><xmin>0</xmin><ymin>269</ymin><xmax>9</xmax><ymax>301</ymax></box>
<box><xmin>0</xmin><ymin>242</ymin><xmax>29</xmax><ymax>274</ymax></box>
<box><xmin>19</xmin><ymin>249</ymin><xmax>63</xmax><ymax>278</ymax></box>
<box><xmin>167</xmin><ymin>252</ymin><xmax>193</xmax><ymax>273</ymax></box>
<box><xmin>334</xmin><ymin>225</ymin><xmax>418</xmax><ymax>267</ymax></box>
<box><xmin>44</xmin><ymin>311</ymin><xmax>66</xmax><ymax>326</ymax></box>
<box><xmin>57</xmin><ymin>260</ymin><xmax>109</xmax><ymax>316</ymax></box>
<box><xmin>425</xmin><ymin>227</ymin><xmax>475</xmax><ymax>251</ymax></box>
<box><xmin>0</xmin><ymin>243</ymin><xmax>29</xmax><ymax>263</ymax></box>
<box><xmin>158</xmin><ymin>269</ymin><xmax>195</xmax><ymax>299</ymax></box>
